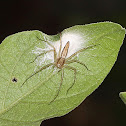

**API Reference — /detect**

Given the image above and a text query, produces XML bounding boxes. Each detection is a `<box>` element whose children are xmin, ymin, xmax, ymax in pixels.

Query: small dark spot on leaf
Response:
<box><xmin>12</xmin><ymin>77</ymin><xmax>17</xmax><ymax>83</ymax></box>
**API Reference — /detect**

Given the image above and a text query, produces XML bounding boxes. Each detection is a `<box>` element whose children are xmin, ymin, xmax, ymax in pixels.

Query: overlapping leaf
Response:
<box><xmin>120</xmin><ymin>92</ymin><xmax>126</xmax><ymax>104</ymax></box>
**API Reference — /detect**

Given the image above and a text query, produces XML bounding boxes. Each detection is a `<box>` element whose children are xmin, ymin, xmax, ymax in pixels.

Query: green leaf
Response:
<box><xmin>119</xmin><ymin>92</ymin><xmax>126</xmax><ymax>104</ymax></box>
<box><xmin>0</xmin><ymin>22</ymin><xmax>125</xmax><ymax>126</ymax></box>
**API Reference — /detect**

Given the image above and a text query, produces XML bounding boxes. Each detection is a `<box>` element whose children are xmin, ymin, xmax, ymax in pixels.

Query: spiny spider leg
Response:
<box><xmin>36</xmin><ymin>36</ymin><xmax>57</xmax><ymax>61</ymax></box>
<box><xmin>64</xmin><ymin>65</ymin><xmax>76</xmax><ymax>94</ymax></box>
<box><xmin>66</xmin><ymin>59</ymin><xmax>89</xmax><ymax>70</ymax></box>
<box><xmin>30</xmin><ymin>49</ymin><xmax>54</xmax><ymax>63</ymax></box>
<box><xmin>36</xmin><ymin>36</ymin><xmax>55</xmax><ymax>49</ymax></box>
<box><xmin>21</xmin><ymin>63</ymin><xmax>53</xmax><ymax>87</ymax></box>
<box><xmin>66</xmin><ymin>44</ymin><xmax>98</xmax><ymax>61</ymax></box>
<box><xmin>58</xmin><ymin>33</ymin><xmax>62</xmax><ymax>58</ymax></box>
<box><xmin>49</xmin><ymin>69</ymin><xmax>64</xmax><ymax>104</ymax></box>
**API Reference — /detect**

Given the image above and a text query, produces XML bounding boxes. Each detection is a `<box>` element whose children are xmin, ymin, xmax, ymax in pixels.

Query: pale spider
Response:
<box><xmin>22</xmin><ymin>34</ymin><xmax>97</xmax><ymax>103</ymax></box>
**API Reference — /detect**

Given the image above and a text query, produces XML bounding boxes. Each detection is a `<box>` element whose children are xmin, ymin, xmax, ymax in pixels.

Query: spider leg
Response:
<box><xmin>30</xmin><ymin>49</ymin><xmax>54</xmax><ymax>63</ymax></box>
<box><xmin>21</xmin><ymin>63</ymin><xmax>53</xmax><ymax>87</ymax></box>
<box><xmin>66</xmin><ymin>44</ymin><xmax>98</xmax><ymax>61</ymax></box>
<box><xmin>64</xmin><ymin>65</ymin><xmax>76</xmax><ymax>94</ymax></box>
<box><xmin>36</xmin><ymin>36</ymin><xmax>57</xmax><ymax>61</ymax></box>
<box><xmin>58</xmin><ymin>33</ymin><xmax>62</xmax><ymax>58</ymax></box>
<box><xmin>49</xmin><ymin>69</ymin><xmax>64</xmax><ymax>104</ymax></box>
<box><xmin>65</xmin><ymin>59</ymin><xmax>89</xmax><ymax>70</ymax></box>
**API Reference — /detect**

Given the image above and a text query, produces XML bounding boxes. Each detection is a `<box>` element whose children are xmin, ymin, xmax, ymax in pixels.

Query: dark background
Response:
<box><xmin>0</xmin><ymin>0</ymin><xmax>126</xmax><ymax>126</ymax></box>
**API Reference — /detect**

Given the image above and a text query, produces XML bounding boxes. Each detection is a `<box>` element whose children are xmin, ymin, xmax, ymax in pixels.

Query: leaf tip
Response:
<box><xmin>119</xmin><ymin>92</ymin><xmax>126</xmax><ymax>104</ymax></box>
